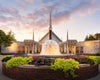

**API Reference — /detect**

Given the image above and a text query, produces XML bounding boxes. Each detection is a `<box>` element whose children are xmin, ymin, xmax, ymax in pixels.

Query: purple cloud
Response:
<box><xmin>0</xmin><ymin>0</ymin><xmax>100</xmax><ymax>38</ymax></box>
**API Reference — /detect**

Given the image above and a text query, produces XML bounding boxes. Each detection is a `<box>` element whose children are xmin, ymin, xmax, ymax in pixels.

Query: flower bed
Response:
<box><xmin>2</xmin><ymin>62</ymin><xmax>98</xmax><ymax>80</ymax></box>
<box><xmin>1</xmin><ymin>55</ymin><xmax>99</xmax><ymax>80</ymax></box>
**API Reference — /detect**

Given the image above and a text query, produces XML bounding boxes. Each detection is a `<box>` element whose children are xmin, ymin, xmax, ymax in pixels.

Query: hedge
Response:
<box><xmin>0</xmin><ymin>53</ymin><xmax>20</xmax><ymax>55</ymax></box>
<box><xmin>76</xmin><ymin>53</ymin><xmax>99</xmax><ymax>56</ymax></box>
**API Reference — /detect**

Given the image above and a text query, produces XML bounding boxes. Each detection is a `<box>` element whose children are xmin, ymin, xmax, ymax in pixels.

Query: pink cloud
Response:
<box><xmin>18</xmin><ymin>6</ymin><xmax>25</xmax><ymax>10</ymax></box>
<box><xmin>88</xmin><ymin>8</ymin><xmax>100</xmax><ymax>14</ymax></box>
<box><xmin>0</xmin><ymin>0</ymin><xmax>100</xmax><ymax>41</ymax></box>
<box><xmin>25</xmin><ymin>0</ymin><xmax>34</xmax><ymax>3</ymax></box>
<box><xmin>77</xmin><ymin>11</ymin><xmax>86</xmax><ymax>16</ymax></box>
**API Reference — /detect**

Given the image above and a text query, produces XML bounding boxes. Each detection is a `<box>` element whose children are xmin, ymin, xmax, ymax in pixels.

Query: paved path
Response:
<box><xmin>0</xmin><ymin>55</ymin><xmax>12</xmax><ymax>80</ymax></box>
<box><xmin>0</xmin><ymin>55</ymin><xmax>100</xmax><ymax>80</ymax></box>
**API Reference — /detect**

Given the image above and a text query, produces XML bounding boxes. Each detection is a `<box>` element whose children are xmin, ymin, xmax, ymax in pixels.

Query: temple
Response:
<box><xmin>1</xmin><ymin>13</ymin><xmax>100</xmax><ymax>54</ymax></box>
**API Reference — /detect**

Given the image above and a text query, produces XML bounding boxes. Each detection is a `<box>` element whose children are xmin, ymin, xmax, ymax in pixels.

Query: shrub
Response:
<box><xmin>1</xmin><ymin>53</ymin><xmax>18</xmax><ymax>55</ymax></box>
<box><xmin>82</xmin><ymin>53</ymin><xmax>99</xmax><ymax>56</ymax></box>
<box><xmin>6</xmin><ymin>57</ymin><xmax>33</xmax><ymax>68</ymax></box>
<box><xmin>44</xmin><ymin>58</ymin><xmax>54</xmax><ymax>65</ymax></box>
<box><xmin>28</xmin><ymin>58</ymin><xmax>55</xmax><ymax>66</ymax></box>
<box><xmin>75</xmin><ymin>57</ymin><xmax>95</xmax><ymax>65</ymax></box>
<box><xmin>23</xmin><ymin>57</ymin><xmax>33</xmax><ymax>63</ymax></box>
<box><xmin>51</xmin><ymin>58</ymin><xmax>79</xmax><ymax>78</ymax></box>
<box><xmin>1</xmin><ymin>55</ymin><xmax>12</xmax><ymax>62</ymax></box>
<box><xmin>89</xmin><ymin>56</ymin><xmax>100</xmax><ymax>64</ymax></box>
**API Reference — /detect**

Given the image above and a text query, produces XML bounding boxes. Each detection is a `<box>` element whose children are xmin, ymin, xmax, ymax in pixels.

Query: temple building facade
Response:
<box><xmin>1</xmin><ymin>13</ymin><xmax>100</xmax><ymax>54</ymax></box>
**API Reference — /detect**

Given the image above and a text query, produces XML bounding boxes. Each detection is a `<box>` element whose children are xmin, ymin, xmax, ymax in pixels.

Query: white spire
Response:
<box><xmin>32</xmin><ymin>30</ymin><xmax>34</xmax><ymax>54</ymax></box>
<box><xmin>67</xmin><ymin>30</ymin><xmax>69</xmax><ymax>54</ymax></box>
<box><xmin>49</xmin><ymin>10</ymin><xmax>52</xmax><ymax>30</ymax></box>
<box><xmin>33</xmin><ymin>30</ymin><xmax>34</xmax><ymax>41</ymax></box>
<box><xmin>49</xmin><ymin>10</ymin><xmax>52</xmax><ymax>40</ymax></box>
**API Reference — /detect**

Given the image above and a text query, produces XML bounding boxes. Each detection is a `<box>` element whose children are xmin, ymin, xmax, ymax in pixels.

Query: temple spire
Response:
<box><xmin>49</xmin><ymin>11</ymin><xmax>52</xmax><ymax>40</ymax></box>
<box><xmin>67</xmin><ymin>30</ymin><xmax>69</xmax><ymax>54</ymax></box>
<box><xmin>32</xmin><ymin>30</ymin><xmax>34</xmax><ymax>54</ymax></box>
<box><xmin>33</xmin><ymin>30</ymin><xmax>34</xmax><ymax>41</ymax></box>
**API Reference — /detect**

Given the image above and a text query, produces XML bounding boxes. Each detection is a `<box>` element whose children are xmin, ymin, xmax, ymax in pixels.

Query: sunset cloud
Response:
<box><xmin>0</xmin><ymin>0</ymin><xmax>100</xmax><ymax>41</ymax></box>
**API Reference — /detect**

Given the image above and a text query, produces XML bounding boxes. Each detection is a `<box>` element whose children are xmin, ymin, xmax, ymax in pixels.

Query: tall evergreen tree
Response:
<box><xmin>85</xmin><ymin>34</ymin><xmax>96</xmax><ymax>41</ymax></box>
<box><xmin>85</xmin><ymin>35</ymin><xmax>89</xmax><ymax>41</ymax></box>
<box><xmin>88</xmin><ymin>35</ymin><xmax>96</xmax><ymax>40</ymax></box>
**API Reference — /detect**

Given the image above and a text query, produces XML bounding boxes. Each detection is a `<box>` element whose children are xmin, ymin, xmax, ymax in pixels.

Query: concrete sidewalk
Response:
<box><xmin>0</xmin><ymin>55</ymin><xmax>100</xmax><ymax>80</ymax></box>
<box><xmin>0</xmin><ymin>55</ymin><xmax>12</xmax><ymax>80</ymax></box>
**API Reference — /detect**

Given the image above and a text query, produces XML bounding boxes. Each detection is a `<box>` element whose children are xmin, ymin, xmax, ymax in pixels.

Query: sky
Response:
<box><xmin>0</xmin><ymin>0</ymin><xmax>100</xmax><ymax>42</ymax></box>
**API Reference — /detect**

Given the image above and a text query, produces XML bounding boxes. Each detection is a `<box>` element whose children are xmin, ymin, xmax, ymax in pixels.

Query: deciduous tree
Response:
<box><xmin>0</xmin><ymin>30</ymin><xmax>16</xmax><ymax>53</ymax></box>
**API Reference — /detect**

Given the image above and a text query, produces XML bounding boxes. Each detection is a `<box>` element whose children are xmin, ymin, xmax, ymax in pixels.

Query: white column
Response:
<box><xmin>63</xmin><ymin>44</ymin><xmax>65</xmax><ymax>53</ymax></box>
<box><xmin>35</xmin><ymin>44</ymin><xmax>36</xmax><ymax>53</ymax></box>
<box><xmin>20</xmin><ymin>47</ymin><xmax>22</xmax><ymax>53</ymax></box>
<box><xmin>25</xmin><ymin>46</ymin><xmax>27</xmax><ymax>53</ymax></box>
<box><xmin>34</xmin><ymin>44</ymin><xmax>35</xmax><ymax>53</ymax></box>
<box><xmin>32</xmin><ymin>44</ymin><xmax>34</xmax><ymax>54</ymax></box>
<box><xmin>21</xmin><ymin>47</ymin><xmax>23</xmax><ymax>53</ymax></box>
<box><xmin>36</xmin><ymin>44</ymin><xmax>37</xmax><ymax>53</ymax></box>
<box><xmin>28</xmin><ymin>46</ymin><xmax>30</xmax><ymax>54</ymax></box>
<box><xmin>64</xmin><ymin>44</ymin><xmax>66</xmax><ymax>53</ymax></box>
<box><xmin>26</xmin><ymin>46</ymin><xmax>28</xmax><ymax>53</ymax></box>
<box><xmin>32</xmin><ymin>43</ymin><xmax>34</xmax><ymax>54</ymax></box>
<box><xmin>79</xmin><ymin>47</ymin><xmax>80</xmax><ymax>53</ymax></box>
<box><xmin>32</xmin><ymin>46</ymin><xmax>33</xmax><ymax>54</ymax></box>
<box><xmin>29</xmin><ymin>46</ymin><xmax>30</xmax><ymax>54</ymax></box>
<box><xmin>67</xmin><ymin>43</ymin><xmax>69</xmax><ymax>54</ymax></box>
<box><xmin>74</xmin><ymin>46</ymin><xmax>76</xmax><ymax>54</ymax></box>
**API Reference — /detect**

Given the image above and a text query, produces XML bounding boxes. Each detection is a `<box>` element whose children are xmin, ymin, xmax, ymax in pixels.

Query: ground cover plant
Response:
<box><xmin>89</xmin><ymin>56</ymin><xmax>100</xmax><ymax>64</ymax></box>
<box><xmin>6</xmin><ymin>57</ymin><xmax>33</xmax><ymax>68</ymax></box>
<box><xmin>51</xmin><ymin>58</ymin><xmax>79</xmax><ymax>78</ymax></box>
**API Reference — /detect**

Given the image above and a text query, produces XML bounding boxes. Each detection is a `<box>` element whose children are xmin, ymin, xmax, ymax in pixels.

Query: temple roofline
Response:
<box><xmin>39</xmin><ymin>31</ymin><xmax>62</xmax><ymax>42</ymax></box>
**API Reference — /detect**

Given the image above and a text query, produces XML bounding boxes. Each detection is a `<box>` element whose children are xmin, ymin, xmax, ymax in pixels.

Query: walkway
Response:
<box><xmin>0</xmin><ymin>55</ymin><xmax>12</xmax><ymax>80</ymax></box>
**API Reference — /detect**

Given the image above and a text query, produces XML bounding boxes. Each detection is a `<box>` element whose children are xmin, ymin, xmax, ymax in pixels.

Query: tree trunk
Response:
<box><xmin>0</xmin><ymin>46</ymin><xmax>1</xmax><ymax>54</ymax></box>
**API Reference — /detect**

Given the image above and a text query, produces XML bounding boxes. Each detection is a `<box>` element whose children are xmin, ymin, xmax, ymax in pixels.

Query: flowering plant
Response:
<box><xmin>51</xmin><ymin>58</ymin><xmax>79</xmax><ymax>78</ymax></box>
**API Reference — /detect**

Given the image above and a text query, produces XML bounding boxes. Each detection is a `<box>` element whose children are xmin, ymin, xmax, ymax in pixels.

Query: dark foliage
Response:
<box><xmin>85</xmin><ymin>33</ymin><xmax>100</xmax><ymax>41</ymax></box>
<box><xmin>28</xmin><ymin>58</ymin><xmax>55</xmax><ymax>66</ymax></box>
<box><xmin>0</xmin><ymin>30</ymin><xmax>16</xmax><ymax>53</ymax></box>
<box><xmin>75</xmin><ymin>57</ymin><xmax>95</xmax><ymax>65</ymax></box>
<box><xmin>2</xmin><ymin>56</ymin><xmax>12</xmax><ymax>62</ymax></box>
<box><xmin>82</xmin><ymin>53</ymin><xmax>99</xmax><ymax>56</ymax></box>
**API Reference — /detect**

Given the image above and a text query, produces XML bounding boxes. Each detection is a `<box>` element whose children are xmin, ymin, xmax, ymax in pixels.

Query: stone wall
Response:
<box><xmin>2</xmin><ymin>63</ymin><xmax>98</xmax><ymax>80</ymax></box>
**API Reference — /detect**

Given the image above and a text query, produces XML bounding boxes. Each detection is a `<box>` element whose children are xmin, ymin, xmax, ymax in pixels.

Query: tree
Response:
<box><xmin>85</xmin><ymin>35</ymin><xmax>89</xmax><ymax>41</ymax></box>
<box><xmin>88</xmin><ymin>35</ymin><xmax>96</xmax><ymax>40</ymax></box>
<box><xmin>0</xmin><ymin>30</ymin><xmax>16</xmax><ymax>53</ymax></box>
<box><xmin>85</xmin><ymin>34</ymin><xmax>96</xmax><ymax>41</ymax></box>
<box><xmin>95</xmin><ymin>33</ymin><xmax>100</xmax><ymax>40</ymax></box>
